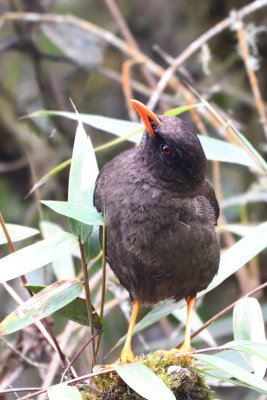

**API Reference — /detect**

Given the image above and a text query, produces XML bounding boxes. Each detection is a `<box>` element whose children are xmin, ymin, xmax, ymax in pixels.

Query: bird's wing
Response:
<box><xmin>202</xmin><ymin>179</ymin><xmax>220</xmax><ymax>225</ymax></box>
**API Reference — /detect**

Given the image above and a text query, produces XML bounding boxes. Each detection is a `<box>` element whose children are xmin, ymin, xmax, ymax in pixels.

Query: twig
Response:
<box><xmin>235</xmin><ymin>13</ymin><xmax>267</xmax><ymax>140</ymax></box>
<box><xmin>103</xmin><ymin>0</ymin><xmax>166</xmax><ymax>97</ymax></box>
<box><xmin>78</xmin><ymin>237</ymin><xmax>96</xmax><ymax>367</ymax></box>
<box><xmin>122</xmin><ymin>59</ymin><xmax>142</xmax><ymax>121</ymax></box>
<box><xmin>61</xmin><ymin>332</ymin><xmax>100</xmax><ymax>382</ymax></box>
<box><xmin>187</xmin><ymin>84</ymin><xmax>266</xmax><ymax>173</ymax></box>
<box><xmin>147</xmin><ymin>0</ymin><xmax>267</xmax><ymax>110</ymax></box>
<box><xmin>176</xmin><ymin>281</ymin><xmax>267</xmax><ymax>347</ymax></box>
<box><xmin>0</xmin><ymin>213</ymin><xmax>70</xmax><ymax>369</ymax></box>
<box><xmin>95</xmin><ymin>224</ymin><xmax>106</xmax><ymax>357</ymax></box>
<box><xmin>0</xmin><ymin>336</ymin><xmax>47</xmax><ymax>369</ymax></box>
<box><xmin>16</xmin><ymin>368</ymin><xmax>115</xmax><ymax>400</ymax></box>
<box><xmin>0</xmin><ymin>388</ymin><xmax>42</xmax><ymax>394</ymax></box>
<box><xmin>40</xmin><ymin>321</ymin><xmax>78</xmax><ymax>394</ymax></box>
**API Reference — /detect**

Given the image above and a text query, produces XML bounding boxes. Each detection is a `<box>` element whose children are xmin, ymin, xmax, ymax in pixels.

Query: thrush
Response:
<box><xmin>93</xmin><ymin>100</ymin><xmax>220</xmax><ymax>364</ymax></box>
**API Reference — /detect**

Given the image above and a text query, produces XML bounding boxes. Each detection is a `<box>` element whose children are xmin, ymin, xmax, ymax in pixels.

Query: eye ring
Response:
<box><xmin>161</xmin><ymin>144</ymin><xmax>172</xmax><ymax>156</ymax></box>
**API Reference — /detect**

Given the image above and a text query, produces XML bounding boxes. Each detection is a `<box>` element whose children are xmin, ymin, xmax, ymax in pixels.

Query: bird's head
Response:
<box><xmin>131</xmin><ymin>99</ymin><xmax>207</xmax><ymax>191</ymax></box>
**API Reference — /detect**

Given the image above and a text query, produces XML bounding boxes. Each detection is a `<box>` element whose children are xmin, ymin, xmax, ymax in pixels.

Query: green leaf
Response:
<box><xmin>27</xmin><ymin>159</ymin><xmax>71</xmax><ymax>198</ymax></box>
<box><xmin>203</xmin><ymin>221</ymin><xmax>267</xmax><ymax>295</ymax></box>
<box><xmin>194</xmin><ymin>367</ymin><xmax>266</xmax><ymax>394</ymax></box>
<box><xmin>233</xmin><ymin>298</ymin><xmax>266</xmax><ymax>377</ymax></box>
<box><xmin>164</xmin><ymin>103</ymin><xmax>203</xmax><ymax>116</ymax></box>
<box><xmin>30</xmin><ymin>110</ymin><xmax>261</xmax><ymax>171</ymax></box>
<box><xmin>67</xmin><ymin>108</ymin><xmax>101</xmax><ymax>256</ymax></box>
<box><xmin>47</xmin><ymin>383</ymin><xmax>83</xmax><ymax>400</ymax></box>
<box><xmin>217</xmin><ymin>224</ymin><xmax>256</xmax><ymax>237</ymax></box>
<box><xmin>41</xmin><ymin>201</ymin><xmax>103</xmax><ymax>226</ymax></box>
<box><xmin>114</xmin><ymin>363</ymin><xmax>176</xmax><ymax>400</ymax></box>
<box><xmin>236</xmin><ymin>342</ymin><xmax>267</xmax><ymax>363</ymax></box>
<box><xmin>68</xmin><ymin>112</ymin><xmax>98</xmax><ymax>207</ymax></box>
<box><xmin>192</xmin><ymin>353</ymin><xmax>267</xmax><ymax>393</ymax></box>
<box><xmin>40</xmin><ymin>221</ymin><xmax>75</xmax><ymax>280</ymax></box>
<box><xmin>230</xmin><ymin>124</ymin><xmax>267</xmax><ymax>173</ymax></box>
<box><xmin>30</xmin><ymin>110</ymin><xmax>142</xmax><ymax>138</ymax></box>
<box><xmin>0</xmin><ymin>224</ymin><xmax>39</xmax><ymax>244</ymax></box>
<box><xmin>26</xmin><ymin>284</ymin><xmax>95</xmax><ymax>326</ymax></box>
<box><xmin>0</xmin><ymin>278</ymin><xmax>83</xmax><ymax>335</ymax></box>
<box><xmin>198</xmin><ymin>136</ymin><xmax>261</xmax><ymax>171</ymax></box>
<box><xmin>0</xmin><ymin>232</ymin><xmax>79</xmax><ymax>283</ymax></box>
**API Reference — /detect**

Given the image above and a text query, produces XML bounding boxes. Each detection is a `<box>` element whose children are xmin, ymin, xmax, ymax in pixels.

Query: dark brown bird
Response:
<box><xmin>94</xmin><ymin>100</ymin><xmax>220</xmax><ymax>363</ymax></box>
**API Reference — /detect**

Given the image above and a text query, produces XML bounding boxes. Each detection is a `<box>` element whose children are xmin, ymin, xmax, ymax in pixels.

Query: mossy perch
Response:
<box><xmin>81</xmin><ymin>353</ymin><xmax>214</xmax><ymax>400</ymax></box>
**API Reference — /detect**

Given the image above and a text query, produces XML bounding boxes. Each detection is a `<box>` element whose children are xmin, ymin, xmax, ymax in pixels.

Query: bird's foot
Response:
<box><xmin>96</xmin><ymin>349</ymin><xmax>140</xmax><ymax>372</ymax></box>
<box><xmin>155</xmin><ymin>345</ymin><xmax>195</xmax><ymax>367</ymax></box>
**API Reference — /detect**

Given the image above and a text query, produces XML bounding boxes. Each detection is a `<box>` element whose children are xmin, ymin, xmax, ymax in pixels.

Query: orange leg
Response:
<box><xmin>155</xmin><ymin>296</ymin><xmax>195</xmax><ymax>361</ymax></box>
<box><xmin>179</xmin><ymin>296</ymin><xmax>195</xmax><ymax>353</ymax></box>
<box><xmin>97</xmin><ymin>300</ymin><xmax>140</xmax><ymax>370</ymax></box>
<box><xmin>120</xmin><ymin>300</ymin><xmax>140</xmax><ymax>363</ymax></box>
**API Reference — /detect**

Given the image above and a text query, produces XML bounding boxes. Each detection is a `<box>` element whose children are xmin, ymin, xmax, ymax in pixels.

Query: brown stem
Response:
<box><xmin>78</xmin><ymin>237</ymin><xmax>96</xmax><ymax>367</ymax></box>
<box><xmin>95</xmin><ymin>224</ymin><xmax>107</xmax><ymax>357</ymax></box>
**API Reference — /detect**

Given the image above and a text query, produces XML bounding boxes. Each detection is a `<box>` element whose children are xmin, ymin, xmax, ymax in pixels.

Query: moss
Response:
<box><xmin>80</xmin><ymin>352</ymin><xmax>215</xmax><ymax>400</ymax></box>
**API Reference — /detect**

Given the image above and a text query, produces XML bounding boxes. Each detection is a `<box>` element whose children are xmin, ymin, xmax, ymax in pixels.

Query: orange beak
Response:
<box><xmin>130</xmin><ymin>99</ymin><xmax>160</xmax><ymax>137</ymax></box>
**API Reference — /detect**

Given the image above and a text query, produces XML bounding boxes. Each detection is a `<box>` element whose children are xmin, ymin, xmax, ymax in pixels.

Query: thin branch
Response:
<box><xmin>176</xmin><ymin>281</ymin><xmax>267</xmax><ymax>347</ymax></box>
<box><xmin>15</xmin><ymin>368</ymin><xmax>115</xmax><ymax>400</ymax></box>
<box><xmin>147</xmin><ymin>0</ymin><xmax>267</xmax><ymax>109</ymax></box>
<box><xmin>103</xmin><ymin>0</ymin><xmax>165</xmax><ymax>93</ymax></box>
<box><xmin>95</xmin><ymin>224</ymin><xmax>106</xmax><ymax>357</ymax></box>
<box><xmin>78</xmin><ymin>237</ymin><xmax>96</xmax><ymax>367</ymax></box>
<box><xmin>235</xmin><ymin>13</ymin><xmax>267</xmax><ymax>140</ymax></box>
<box><xmin>0</xmin><ymin>337</ymin><xmax>47</xmax><ymax>369</ymax></box>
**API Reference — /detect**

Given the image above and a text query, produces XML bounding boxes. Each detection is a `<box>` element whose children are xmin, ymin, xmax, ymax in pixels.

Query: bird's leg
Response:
<box><xmin>119</xmin><ymin>300</ymin><xmax>140</xmax><ymax>364</ymax></box>
<box><xmin>178</xmin><ymin>296</ymin><xmax>195</xmax><ymax>353</ymax></box>
<box><xmin>155</xmin><ymin>296</ymin><xmax>195</xmax><ymax>363</ymax></box>
<box><xmin>97</xmin><ymin>300</ymin><xmax>140</xmax><ymax>371</ymax></box>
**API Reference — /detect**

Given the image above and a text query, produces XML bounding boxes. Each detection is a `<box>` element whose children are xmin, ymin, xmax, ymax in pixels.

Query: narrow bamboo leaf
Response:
<box><xmin>68</xmin><ymin>108</ymin><xmax>101</xmax><ymax>255</ymax></box>
<box><xmin>30</xmin><ymin>110</ymin><xmax>261</xmax><ymax>170</ymax></box>
<box><xmin>233</xmin><ymin>298</ymin><xmax>266</xmax><ymax>377</ymax></box>
<box><xmin>0</xmin><ymin>224</ymin><xmax>39</xmax><ymax>244</ymax></box>
<box><xmin>164</xmin><ymin>103</ymin><xmax>203</xmax><ymax>116</ymax></box>
<box><xmin>192</xmin><ymin>354</ymin><xmax>267</xmax><ymax>393</ymax></box>
<box><xmin>0</xmin><ymin>278</ymin><xmax>83</xmax><ymax>335</ymax></box>
<box><xmin>30</xmin><ymin>110</ymin><xmax>142</xmax><ymax>137</ymax></box>
<box><xmin>47</xmin><ymin>383</ymin><xmax>83</xmax><ymax>400</ymax></box>
<box><xmin>217</xmin><ymin>224</ymin><xmax>256</xmax><ymax>237</ymax></box>
<box><xmin>27</xmin><ymin>159</ymin><xmax>71</xmax><ymax>198</ymax></box>
<box><xmin>222</xmin><ymin>192</ymin><xmax>267</xmax><ymax>209</ymax></box>
<box><xmin>198</xmin><ymin>136</ymin><xmax>261</xmax><ymax>171</ymax></box>
<box><xmin>115</xmin><ymin>363</ymin><xmax>176</xmax><ymax>400</ymax></box>
<box><xmin>26</xmin><ymin>284</ymin><xmax>95</xmax><ymax>326</ymax></box>
<box><xmin>0</xmin><ymin>232</ymin><xmax>78</xmax><ymax>283</ymax></box>
<box><xmin>201</xmin><ymin>221</ymin><xmax>267</xmax><ymax>294</ymax></box>
<box><xmin>236</xmin><ymin>343</ymin><xmax>267</xmax><ymax>362</ymax></box>
<box><xmin>194</xmin><ymin>367</ymin><xmax>266</xmax><ymax>394</ymax></box>
<box><xmin>68</xmin><ymin>112</ymin><xmax>98</xmax><ymax>207</ymax></box>
<box><xmin>231</xmin><ymin>124</ymin><xmax>267</xmax><ymax>173</ymax></box>
<box><xmin>40</xmin><ymin>221</ymin><xmax>75</xmax><ymax>280</ymax></box>
<box><xmin>42</xmin><ymin>201</ymin><xmax>103</xmax><ymax>226</ymax></box>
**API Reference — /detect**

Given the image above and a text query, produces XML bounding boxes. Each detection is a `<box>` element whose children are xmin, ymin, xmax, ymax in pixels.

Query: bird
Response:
<box><xmin>93</xmin><ymin>99</ymin><xmax>220</xmax><ymax>364</ymax></box>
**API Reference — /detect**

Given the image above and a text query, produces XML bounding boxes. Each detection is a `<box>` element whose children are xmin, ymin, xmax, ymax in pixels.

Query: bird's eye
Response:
<box><xmin>161</xmin><ymin>144</ymin><xmax>172</xmax><ymax>156</ymax></box>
